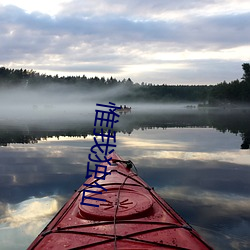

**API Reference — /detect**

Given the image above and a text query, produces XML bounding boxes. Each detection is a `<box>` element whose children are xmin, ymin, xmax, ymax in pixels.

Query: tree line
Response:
<box><xmin>0</xmin><ymin>63</ymin><xmax>249</xmax><ymax>104</ymax></box>
<box><xmin>208</xmin><ymin>63</ymin><xmax>250</xmax><ymax>105</ymax></box>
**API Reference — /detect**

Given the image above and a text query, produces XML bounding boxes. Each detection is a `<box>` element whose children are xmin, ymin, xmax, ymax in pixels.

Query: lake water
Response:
<box><xmin>0</xmin><ymin>104</ymin><xmax>250</xmax><ymax>249</ymax></box>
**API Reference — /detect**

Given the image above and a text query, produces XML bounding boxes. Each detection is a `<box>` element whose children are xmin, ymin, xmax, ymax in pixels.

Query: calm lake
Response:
<box><xmin>0</xmin><ymin>104</ymin><xmax>250</xmax><ymax>249</ymax></box>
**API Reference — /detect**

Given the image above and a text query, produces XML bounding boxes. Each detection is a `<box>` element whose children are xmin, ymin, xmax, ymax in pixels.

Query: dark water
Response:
<box><xmin>0</xmin><ymin>105</ymin><xmax>250</xmax><ymax>249</ymax></box>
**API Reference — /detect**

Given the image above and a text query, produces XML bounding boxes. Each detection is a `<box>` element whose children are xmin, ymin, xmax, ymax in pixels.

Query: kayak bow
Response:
<box><xmin>28</xmin><ymin>151</ymin><xmax>213</xmax><ymax>249</ymax></box>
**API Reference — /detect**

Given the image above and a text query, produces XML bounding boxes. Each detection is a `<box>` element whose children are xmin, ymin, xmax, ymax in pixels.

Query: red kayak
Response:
<box><xmin>28</xmin><ymin>151</ymin><xmax>213</xmax><ymax>249</ymax></box>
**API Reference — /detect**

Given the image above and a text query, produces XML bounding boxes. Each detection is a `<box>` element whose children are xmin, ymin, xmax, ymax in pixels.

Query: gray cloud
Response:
<box><xmin>1</xmin><ymin>4</ymin><xmax>249</xmax><ymax>46</ymax></box>
<box><xmin>186</xmin><ymin>13</ymin><xmax>250</xmax><ymax>49</ymax></box>
<box><xmin>0</xmin><ymin>1</ymin><xmax>249</xmax><ymax>84</ymax></box>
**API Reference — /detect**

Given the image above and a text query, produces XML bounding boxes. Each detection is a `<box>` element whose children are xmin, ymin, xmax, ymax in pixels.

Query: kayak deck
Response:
<box><xmin>28</xmin><ymin>152</ymin><xmax>213</xmax><ymax>249</ymax></box>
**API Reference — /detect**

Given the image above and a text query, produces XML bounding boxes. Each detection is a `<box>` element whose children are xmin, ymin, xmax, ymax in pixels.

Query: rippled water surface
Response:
<box><xmin>0</xmin><ymin>105</ymin><xmax>250</xmax><ymax>249</ymax></box>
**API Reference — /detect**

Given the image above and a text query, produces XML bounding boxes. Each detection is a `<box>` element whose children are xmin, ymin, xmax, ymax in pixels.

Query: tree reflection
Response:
<box><xmin>0</xmin><ymin>109</ymin><xmax>250</xmax><ymax>149</ymax></box>
<box><xmin>241</xmin><ymin>133</ymin><xmax>250</xmax><ymax>149</ymax></box>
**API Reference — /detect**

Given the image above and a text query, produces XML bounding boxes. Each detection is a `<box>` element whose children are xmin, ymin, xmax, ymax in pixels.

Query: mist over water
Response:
<box><xmin>0</xmin><ymin>84</ymin><xmax>197</xmax><ymax>125</ymax></box>
<box><xmin>0</xmin><ymin>85</ymin><xmax>95</xmax><ymax>122</ymax></box>
<box><xmin>1</xmin><ymin>84</ymin><xmax>250</xmax><ymax>148</ymax></box>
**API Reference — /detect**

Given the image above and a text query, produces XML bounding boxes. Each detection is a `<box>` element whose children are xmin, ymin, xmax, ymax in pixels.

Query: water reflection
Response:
<box><xmin>0</xmin><ymin>108</ymin><xmax>250</xmax><ymax>249</ymax></box>
<box><xmin>116</xmin><ymin>128</ymin><xmax>250</xmax><ymax>249</ymax></box>
<box><xmin>0</xmin><ymin>196</ymin><xmax>63</xmax><ymax>250</ymax></box>
<box><xmin>0</xmin><ymin>107</ymin><xmax>250</xmax><ymax>149</ymax></box>
<box><xmin>0</xmin><ymin>196</ymin><xmax>59</xmax><ymax>228</ymax></box>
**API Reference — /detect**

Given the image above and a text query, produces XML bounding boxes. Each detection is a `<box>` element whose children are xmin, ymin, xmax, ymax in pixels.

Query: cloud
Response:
<box><xmin>58</xmin><ymin>0</ymin><xmax>244</xmax><ymax>19</ymax></box>
<box><xmin>0</xmin><ymin>1</ymin><xmax>250</xmax><ymax>84</ymax></box>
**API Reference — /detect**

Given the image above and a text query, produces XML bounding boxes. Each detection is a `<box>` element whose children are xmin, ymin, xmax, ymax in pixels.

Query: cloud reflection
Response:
<box><xmin>154</xmin><ymin>150</ymin><xmax>250</xmax><ymax>166</ymax></box>
<box><xmin>0</xmin><ymin>124</ymin><xmax>249</xmax><ymax>249</ymax></box>
<box><xmin>117</xmin><ymin>128</ymin><xmax>250</xmax><ymax>166</ymax></box>
<box><xmin>157</xmin><ymin>186</ymin><xmax>250</xmax><ymax>216</ymax></box>
<box><xmin>156</xmin><ymin>186</ymin><xmax>250</xmax><ymax>249</ymax></box>
<box><xmin>0</xmin><ymin>196</ymin><xmax>59</xmax><ymax>229</ymax></box>
<box><xmin>0</xmin><ymin>196</ymin><xmax>62</xmax><ymax>249</ymax></box>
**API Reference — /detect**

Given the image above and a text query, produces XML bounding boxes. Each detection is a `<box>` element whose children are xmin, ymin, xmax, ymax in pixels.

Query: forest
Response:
<box><xmin>0</xmin><ymin>63</ymin><xmax>249</xmax><ymax>104</ymax></box>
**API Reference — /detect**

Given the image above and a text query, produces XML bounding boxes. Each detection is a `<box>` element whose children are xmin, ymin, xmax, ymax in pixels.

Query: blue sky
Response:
<box><xmin>0</xmin><ymin>0</ymin><xmax>250</xmax><ymax>84</ymax></box>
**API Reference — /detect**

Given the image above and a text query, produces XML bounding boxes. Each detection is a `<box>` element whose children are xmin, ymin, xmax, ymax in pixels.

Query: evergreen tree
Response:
<box><xmin>242</xmin><ymin>63</ymin><xmax>250</xmax><ymax>83</ymax></box>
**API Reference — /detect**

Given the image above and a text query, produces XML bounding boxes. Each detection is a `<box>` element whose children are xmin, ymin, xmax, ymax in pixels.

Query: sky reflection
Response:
<box><xmin>117</xmin><ymin>128</ymin><xmax>250</xmax><ymax>249</ymax></box>
<box><xmin>117</xmin><ymin>127</ymin><xmax>243</xmax><ymax>152</ymax></box>
<box><xmin>0</xmin><ymin>126</ymin><xmax>250</xmax><ymax>249</ymax></box>
<box><xmin>0</xmin><ymin>196</ymin><xmax>63</xmax><ymax>250</ymax></box>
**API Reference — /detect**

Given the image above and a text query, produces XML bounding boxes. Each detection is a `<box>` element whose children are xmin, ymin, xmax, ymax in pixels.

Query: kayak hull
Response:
<box><xmin>28</xmin><ymin>151</ymin><xmax>213</xmax><ymax>249</ymax></box>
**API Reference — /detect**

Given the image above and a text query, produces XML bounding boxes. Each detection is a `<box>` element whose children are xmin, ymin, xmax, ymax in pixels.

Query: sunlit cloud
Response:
<box><xmin>0</xmin><ymin>0</ymin><xmax>67</xmax><ymax>16</ymax></box>
<box><xmin>153</xmin><ymin>46</ymin><xmax>250</xmax><ymax>62</ymax></box>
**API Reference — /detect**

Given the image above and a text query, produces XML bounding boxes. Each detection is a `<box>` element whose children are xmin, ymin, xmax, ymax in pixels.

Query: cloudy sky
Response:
<box><xmin>0</xmin><ymin>0</ymin><xmax>250</xmax><ymax>85</ymax></box>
